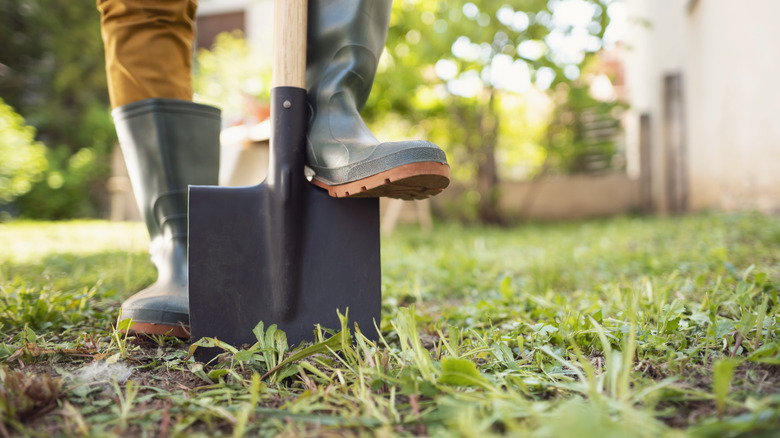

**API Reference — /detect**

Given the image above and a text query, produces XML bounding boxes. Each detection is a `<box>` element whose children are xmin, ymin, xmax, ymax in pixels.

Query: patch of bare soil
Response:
<box><xmin>662</xmin><ymin>399</ymin><xmax>718</xmax><ymax>429</ymax></box>
<box><xmin>734</xmin><ymin>362</ymin><xmax>780</xmax><ymax>394</ymax></box>
<box><xmin>656</xmin><ymin>359</ymin><xmax>780</xmax><ymax>428</ymax></box>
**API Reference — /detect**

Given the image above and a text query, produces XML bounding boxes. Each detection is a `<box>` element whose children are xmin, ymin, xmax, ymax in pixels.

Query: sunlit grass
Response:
<box><xmin>1</xmin><ymin>213</ymin><xmax>779</xmax><ymax>436</ymax></box>
<box><xmin>0</xmin><ymin>220</ymin><xmax>148</xmax><ymax>264</ymax></box>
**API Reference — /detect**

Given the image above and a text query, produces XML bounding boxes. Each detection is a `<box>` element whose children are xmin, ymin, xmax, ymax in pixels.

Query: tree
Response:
<box><xmin>365</xmin><ymin>0</ymin><xmax>615</xmax><ymax>223</ymax></box>
<box><xmin>0</xmin><ymin>0</ymin><xmax>115</xmax><ymax>218</ymax></box>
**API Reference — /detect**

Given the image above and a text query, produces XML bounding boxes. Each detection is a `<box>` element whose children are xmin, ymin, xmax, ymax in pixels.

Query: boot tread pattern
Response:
<box><xmin>312</xmin><ymin>162</ymin><xmax>450</xmax><ymax>200</ymax></box>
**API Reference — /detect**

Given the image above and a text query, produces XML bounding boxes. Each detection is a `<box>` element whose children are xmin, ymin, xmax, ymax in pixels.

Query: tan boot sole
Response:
<box><xmin>312</xmin><ymin>162</ymin><xmax>450</xmax><ymax>200</ymax></box>
<box><xmin>126</xmin><ymin>322</ymin><xmax>190</xmax><ymax>339</ymax></box>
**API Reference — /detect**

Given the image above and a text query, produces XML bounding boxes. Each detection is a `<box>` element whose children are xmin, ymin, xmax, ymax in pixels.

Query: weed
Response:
<box><xmin>0</xmin><ymin>366</ymin><xmax>62</xmax><ymax>434</ymax></box>
<box><xmin>112</xmin><ymin>379</ymin><xmax>139</xmax><ymax>432</ymax></box>
<box><xmin>106</xmin><ymin>313</ymin><xmax>136</xmax><ymax>362</ymax></box>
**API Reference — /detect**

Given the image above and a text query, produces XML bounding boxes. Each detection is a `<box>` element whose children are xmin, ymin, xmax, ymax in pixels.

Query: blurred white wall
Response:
<box><xmin>624</xmin><ymin>0</ymin><xmax>780</xmax><ymax>213</ymax></box>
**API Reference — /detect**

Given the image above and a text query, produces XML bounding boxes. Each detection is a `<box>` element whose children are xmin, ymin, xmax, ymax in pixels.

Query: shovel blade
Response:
<box><xmin>188</xmin><ymin>183</ymin><xmax>380</xmax><ymax>362</ymax></box>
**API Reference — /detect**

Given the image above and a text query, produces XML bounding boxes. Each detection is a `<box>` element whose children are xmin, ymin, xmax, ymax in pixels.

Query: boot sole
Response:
<box><xmin>125</xmin><ymin>322</ymin><xmax>190</xmax><ymax>339</ymax></box>
<box><xmin>312</xmin><ymin>162</ymin><xmax>450</xmax><ymax>200</ymax></box>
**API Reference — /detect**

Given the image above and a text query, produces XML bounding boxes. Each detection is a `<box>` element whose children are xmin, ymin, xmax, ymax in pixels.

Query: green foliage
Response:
<box><xmin>109</xmin><ymin>316</ymin><xmax>135</xmax><ymax>362</ymax></box>
<box><xmin>544</xmin><ymin>80</ymin><xmax>625</xmax><ymax>174</ymax></box>
<box><xmin>1</xmin><ymin>0</ymin><xmax>115</xmax><ymax>218</ymax></box>
<box><xmin>193</xmin><ymin>31</ymin><xmax>273</xmax><ymax>122</ymax></box>
<box><xmin>439</xmin><ymin>357</ymin><xmax>489</xmax><ymax>387</ymax></box>
<box><xmin>189</xmin><ymin>316</ymin><xmax>353</xmax><ymax>386</ymax></box>
<box><xmin>14</xmin><ymin>145</ymin><xmax>109</xmax><ymax>219</ymax></box>
<box><xmin>713</xmin><ymin>358</ymin><xmax>740</xmax><ymax>419</ymax></box>
<box><xmin>366</xmin><ymin>0</ymin><xmax>619</xmax><ymax>222</ymax></box>
<box><xmin>0</xmin><ymin>100</ymin><xmax>48</xmax><ymax>204</ymax></box>
<box><xmin>0</xmin><ymin>282</ymin><xmax>101</xmax><ymax>334</ymax></box>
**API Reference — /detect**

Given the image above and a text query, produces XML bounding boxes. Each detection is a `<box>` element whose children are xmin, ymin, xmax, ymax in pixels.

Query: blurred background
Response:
<box><xmin>2</xmin><ymin>0</ymin><xmax>779</xmax><ymax>227</ymax></box>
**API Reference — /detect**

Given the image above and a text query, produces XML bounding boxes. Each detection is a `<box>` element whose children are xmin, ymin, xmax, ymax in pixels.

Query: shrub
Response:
<box><xmin>14</xmin><ymin>143</ymin><xmax>109</xmax><ymax>219</ymax></box>
<box><xmin>0</xmin><ymin>99</ymin><xmax>48</xmax><ymax>205</ymax></box>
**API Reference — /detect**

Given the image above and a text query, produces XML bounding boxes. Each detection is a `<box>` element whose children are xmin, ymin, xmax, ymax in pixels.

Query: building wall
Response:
<box><xmin>498</xmin><ymin>174</ymin><xmax>640</xmax><ymax>221</ymax></box>
<box><xmin>431</xmin><ymin>174</ymin><xmax>640</xmax><ymax>222</ymax></box>
<box><xmin>624</xmin><ymin>0</ymin><xmax>780</xmax><ymax>213</ymax></box>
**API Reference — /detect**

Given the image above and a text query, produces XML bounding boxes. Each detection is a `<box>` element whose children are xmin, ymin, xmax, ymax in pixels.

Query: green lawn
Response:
<box><xmin>1</xmin><ymin>213</ymin><xmax>779</xmax><ymax>437</ymax></box>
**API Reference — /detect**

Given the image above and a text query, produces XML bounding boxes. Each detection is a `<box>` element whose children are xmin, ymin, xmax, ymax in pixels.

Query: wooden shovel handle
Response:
<box><xmin>273</xmin><ymin>0</ymin><xmax>307</xmax><ymax>88</ymax></box>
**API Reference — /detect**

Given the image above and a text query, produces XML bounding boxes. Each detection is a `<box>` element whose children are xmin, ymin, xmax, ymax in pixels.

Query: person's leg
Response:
<box><xmin>98</xmin><ymin>0</ymin><xmax>220</xmax><ymax>337</ymax></box>
<box><xmin>98</xmin><ymin>0</ymin><xmax>195</xmax><ymax>108</ymax></box>
<box><xmin>306</xmin><ymin>0</ymin><xmax>450</xmax><ymax>200</ymax></box>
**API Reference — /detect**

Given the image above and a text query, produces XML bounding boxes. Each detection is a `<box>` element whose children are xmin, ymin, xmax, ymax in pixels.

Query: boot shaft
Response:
<box><xmin>306</xmin><ymin>0</ymin><xmax>392</xmax><ymax>112</ymax></box>
<box><xmin>112</xmin><ymin>98</ymin><xmax>221</xmax><ymax>245</ymax></box>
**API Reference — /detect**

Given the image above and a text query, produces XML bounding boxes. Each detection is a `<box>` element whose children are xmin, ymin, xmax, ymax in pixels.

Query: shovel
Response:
<box><xmin>188</xmin><ymin>0</ymin><xmax>380</xmax><ymax>362</ymax></box>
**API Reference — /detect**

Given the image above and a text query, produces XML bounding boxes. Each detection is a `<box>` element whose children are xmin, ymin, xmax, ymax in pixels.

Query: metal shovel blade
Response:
<box><xmin>188</xmin><ymin>87</ymin><xmax>380</xmax><ymax>362</ymax></box>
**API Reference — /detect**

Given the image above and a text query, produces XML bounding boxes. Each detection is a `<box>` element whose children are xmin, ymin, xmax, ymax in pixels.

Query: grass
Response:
<box><xmin>1</xmin><ymin>213</ymin><xmax>779</xmax><ymax>437</ymax></box>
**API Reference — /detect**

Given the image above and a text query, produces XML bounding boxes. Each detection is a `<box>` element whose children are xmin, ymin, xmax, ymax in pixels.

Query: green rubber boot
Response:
<box><xmin>113</xmin><ymin>98</ymin><xmax>220</xmax><ymax>338</ymax></box>
<box><xmin>306</xmin><ymin>0</ymin><xmax>450</xmax><ymax>200</ymax></box>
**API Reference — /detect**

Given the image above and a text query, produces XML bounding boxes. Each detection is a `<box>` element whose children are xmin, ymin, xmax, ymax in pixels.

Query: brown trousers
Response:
<box><xmin>97</xmin><ymin>0</ymin><xmax>196</xmax><ymax>108</ymax></box>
